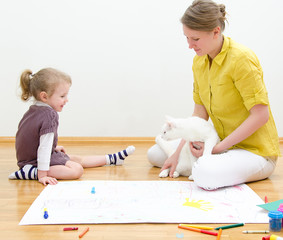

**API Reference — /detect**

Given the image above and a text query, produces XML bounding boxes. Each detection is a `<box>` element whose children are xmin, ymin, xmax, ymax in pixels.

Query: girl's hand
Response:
<box><xmin>38</xmin><ymin>176</ymin><xmax>58</xmax><ymax>186</ymax></box>
<box><xmin>55</xmin><ymin>146</ymin><xmax>66</xmax><ymax>153</ymax></box>
<box><xmin>38</xmin><ymin>170</ymin><xmax>58</xmax><ymax>185</ymax></box>
<box><xmin>189</xmin><ymin>141</ymin><xmax>204</xmax><ymax>158</ymax></box>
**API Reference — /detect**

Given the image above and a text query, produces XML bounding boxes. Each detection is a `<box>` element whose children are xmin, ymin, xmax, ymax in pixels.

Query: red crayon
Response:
<box><xmin>63</xmin><ymin>227</ymin><xmax>78</xmax><ymax>231</ymax></box>
<box><xmin>178</xmin><ymin>225</ymin><xmax>218</xmax><ymax>236</ymax></box>
<box><xmin>265</xmin><ymin>196</ymin><xmax>268</xmax><ymax>203</ymax></box>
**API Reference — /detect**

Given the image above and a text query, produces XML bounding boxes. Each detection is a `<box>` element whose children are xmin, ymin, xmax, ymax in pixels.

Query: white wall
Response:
<box><xmin>1</xmin><ymin>0</ymin><xmax>282</xmax><ymax>137</ymax></box>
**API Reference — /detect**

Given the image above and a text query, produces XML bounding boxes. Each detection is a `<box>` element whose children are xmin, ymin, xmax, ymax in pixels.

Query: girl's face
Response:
<box><xmin>183</xmin><ymin>25</ymin><xmax>221</xmax><ymax>59</ymax></box>
<box><xmin>45</xmin><ymin>81</ymin><xmax>70</xmax><ymax>112</ymax></box>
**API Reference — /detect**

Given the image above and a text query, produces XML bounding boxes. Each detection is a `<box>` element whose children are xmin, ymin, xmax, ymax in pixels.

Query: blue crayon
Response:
<box><xmin>43</xmin><ymin>208</ymin><xmax>49</xmax><ymax>219</ymax></box>
<box><xmin>91</xmin><ymin>187</ymin><xmax>96</xmax><ymax>194</ymax></box>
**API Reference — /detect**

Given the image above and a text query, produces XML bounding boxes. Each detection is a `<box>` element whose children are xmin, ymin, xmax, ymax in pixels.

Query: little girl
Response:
<box><xmin>9</xmin><ymin>68</ymin><xmax>135</xmax><ymax>185</ymax></box>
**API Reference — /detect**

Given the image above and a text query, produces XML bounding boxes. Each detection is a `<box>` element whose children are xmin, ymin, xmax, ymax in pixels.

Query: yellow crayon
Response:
<box><xmin>179</xmin><ymin>224</ymin><xmax>214</xmax><ymax>230</ymax></box>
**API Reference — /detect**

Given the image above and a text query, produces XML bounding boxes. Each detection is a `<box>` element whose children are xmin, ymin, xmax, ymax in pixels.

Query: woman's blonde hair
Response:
<box><xmin>20</xmin><ymin>68</ymin><xmax>72</xmax><ymax>101</ymax></box>
<box><xmin>181</xmin><ymin>0</ymin><xmax>227</xmax><ymax>32</ymax></box>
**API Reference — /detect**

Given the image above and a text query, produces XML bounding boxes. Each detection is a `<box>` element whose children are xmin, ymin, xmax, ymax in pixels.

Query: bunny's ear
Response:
<box><xmin>168</xmin><ymin>121</ymin><xmax>177</xmax><ymax>128</ymax></box>
<box><xmin>165</xmin><ymin>120</ymin><xmax>177</xmax><ymax>129</ymax></box>
<box><xmin>167</xmin><ymin>121</ymin><xmax>173</xmax><ymax>129</ymax></box>
<box><xmin>165</xmin><ymin>115</ymin><xmax>177</xmax><ymax>128</ymax></box>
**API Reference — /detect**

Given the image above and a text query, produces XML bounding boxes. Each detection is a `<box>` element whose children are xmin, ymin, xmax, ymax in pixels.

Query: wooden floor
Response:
<box><xmin>1</xmin><ymin>140</ymin><xmax>283</xmax><ymax>240</ymax></box>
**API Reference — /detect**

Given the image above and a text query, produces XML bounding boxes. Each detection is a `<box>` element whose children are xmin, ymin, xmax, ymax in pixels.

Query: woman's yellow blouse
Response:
<box><xmin>193</xmin><ymin>36</ymin><xmax>280</xmax><ymax>157</ymax></box>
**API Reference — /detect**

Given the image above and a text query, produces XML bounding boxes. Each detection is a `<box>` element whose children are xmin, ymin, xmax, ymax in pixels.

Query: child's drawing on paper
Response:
<box><xmin>19</xmin><ymin>181</ymin><xmax>268</xmax><ymax>225</ymax></box>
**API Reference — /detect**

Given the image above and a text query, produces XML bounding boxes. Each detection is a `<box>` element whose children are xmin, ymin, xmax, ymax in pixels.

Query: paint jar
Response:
<box><xmin>277</xmin><ymin>204</ymin><xmax>283</xmax><ymax>227</ymax></box>
<box><xmin>268</xmin><ymin>211</ymin><xmax>283</xmax><ymax>232</ymax></box>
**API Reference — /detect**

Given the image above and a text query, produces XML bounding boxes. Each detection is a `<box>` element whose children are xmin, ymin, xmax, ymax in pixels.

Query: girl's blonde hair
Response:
<box><xmin>20</xmin><ymin>68</ymin><xmax>72</xmax><ymax>101</ymax></box>
<box><xmin>181</xmin><ymin>0</ymin><xmax>227</xmax><ymax>32</ymax></box>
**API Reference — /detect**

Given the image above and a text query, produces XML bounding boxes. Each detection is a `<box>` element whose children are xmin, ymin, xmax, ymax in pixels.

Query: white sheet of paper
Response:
<box><xmin>19</xmin><ymin>181</ymin><xmax>268</xmax><ymax>225</ymax></box>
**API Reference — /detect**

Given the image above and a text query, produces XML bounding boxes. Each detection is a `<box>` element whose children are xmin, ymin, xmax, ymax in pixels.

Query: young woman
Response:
<box><xmin>9</xmin><ymin>68</ymin><xmax>135</xmax><ymax>185</ymax></box>
<box><xmin>148</xmin><ymin>0</ymin><xmax>280</xmax><ymax>190</ymax></box>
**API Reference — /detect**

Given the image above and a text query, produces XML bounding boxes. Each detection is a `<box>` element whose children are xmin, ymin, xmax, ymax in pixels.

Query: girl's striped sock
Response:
<box><xmin>106</xmin><ymin>146</ymin><xmax>135</xmax><ymax>165</ymax></box>
<box><xmin>8</xmin><ymin>164</ymin><xmax>38</xmax><ymax>180</ymax></box>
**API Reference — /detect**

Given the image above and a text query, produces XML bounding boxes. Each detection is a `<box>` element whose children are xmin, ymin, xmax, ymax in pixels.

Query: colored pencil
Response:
<box><xmin>179</xmin><ymin>224</ymin><xmax>214</xmax><ymax>230</ymax></box>
<box><xmin>178</xmin><ymin>225</ymin><xmax>218</xmax><ymax>236</ymax></box>
<box><xmin>215</xmin><ymin>223</ymin><xmax>244</xmax><ymax>230</ymax></box>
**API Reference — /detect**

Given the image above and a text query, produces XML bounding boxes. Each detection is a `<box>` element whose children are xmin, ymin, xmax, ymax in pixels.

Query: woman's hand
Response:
<box><xmin>189</xmin><ymin>141</ymin><xmax>204</xmax><ymax>158</ymax></box>
<box><xmin>160</xmin><ymin>139</ymin><xmax>186</xmax><ymax>177</ymax></box>
<box><xmin>161</xmin><ymin>152</ymin><xmax>179</xmax><ymax>178</ymax></box>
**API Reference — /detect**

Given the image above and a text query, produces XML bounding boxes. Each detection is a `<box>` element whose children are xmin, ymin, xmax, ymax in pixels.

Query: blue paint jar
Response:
<box><xmin>268</xmin><ymin>211</ymin><xmax>283</xmax><ymax>232</ymax></box>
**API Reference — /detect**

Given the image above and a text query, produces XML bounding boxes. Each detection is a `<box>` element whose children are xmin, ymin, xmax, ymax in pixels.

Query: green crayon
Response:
<box><xmin>215</xmin><ymin>223</ymin><xmax>244</xmax><ymax>230</ymax></box>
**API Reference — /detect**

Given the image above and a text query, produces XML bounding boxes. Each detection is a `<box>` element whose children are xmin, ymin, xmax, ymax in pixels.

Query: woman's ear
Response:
<box><xmin>213</xmin><ymin>26</ymin><xmax>221</xmax><ymax>39</ymax></box>
<box><xmin>39</xmin><ymin>91</ymin><xmax>48</xmax><ymax>102</ymax></box>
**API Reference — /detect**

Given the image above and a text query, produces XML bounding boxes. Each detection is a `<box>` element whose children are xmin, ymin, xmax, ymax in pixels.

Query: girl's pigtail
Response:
<box><xmin>20</xmin><ymin>69</ymin><xmax>33</xmax><ymax>101</ymax></box>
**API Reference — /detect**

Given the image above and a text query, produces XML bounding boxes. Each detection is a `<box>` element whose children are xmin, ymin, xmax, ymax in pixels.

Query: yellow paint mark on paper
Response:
<box><xmin>183</xmin><ymin>198</ymin><xmax>214</xmax><ymax>211</ymax></box>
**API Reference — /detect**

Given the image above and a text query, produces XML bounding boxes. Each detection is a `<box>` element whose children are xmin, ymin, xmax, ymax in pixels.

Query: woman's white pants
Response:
<box><xmin>147</xmin><ymin>139</ymin><xmax>276</xmax><ymax>190</ymax></box>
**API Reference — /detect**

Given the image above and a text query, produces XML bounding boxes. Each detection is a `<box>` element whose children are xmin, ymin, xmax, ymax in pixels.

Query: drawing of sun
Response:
<box><xmin>183</xmin><ymin>198</ymin><xmax>214</xmax><ymax>211</ymax></box>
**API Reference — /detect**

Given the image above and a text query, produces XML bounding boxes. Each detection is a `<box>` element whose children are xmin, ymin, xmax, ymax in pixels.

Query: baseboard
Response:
<box><xmin>0</xmin><ymin>136</ymin><xmax>155</xmax><ymax>145</ymax></box>
<box><xmin>1</xmin><ymin>136</ymin><xmax>282</xmax><ymax>145</ymax></box>
<box><xmin>58</xmin><ymin>137</ymin><xmax>155</xmax><ymax>145</ymax></box>
<box><xmin>0</xmin><ymin>137</ymin><xmax>15</xmax><ymax>144</ymax></box>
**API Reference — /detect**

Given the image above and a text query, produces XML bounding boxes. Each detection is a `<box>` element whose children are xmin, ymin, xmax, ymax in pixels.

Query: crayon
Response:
<box><xmin>243</xmin><ymin>230</ymin><xmax>269</xmax><ymax>234</ymax></box>
<box><xmin>63</xmin><ymin>227</ymin><xmax>78</xmax><ymax>231</ymax></box>
<box><xmin>178</xmin><ymin>225</ymin><xmax>218</xmax><ymax>236</ymax></box>
<box><xmin>79</xmin><ymin>227</ymin><xmax>89</xmax><ymax>238</ymax></box>
<box><xmin>216</xmin><ymin>228</ymin><xmax>222</xmax><ymax>240</ymax></box>
<box><xmin>215</xmin><ymin>223</ymin><xmax>244</xmax><ymax>230</ymax></box>
<box><xmin>179</xmin><ymin>224</ymin><xmax>214</xmax><ymax>230</ymax></box>
<box><xmin>270</xmin><ymin>235</ymin><xmax>283</xmax><ymax>240</ymax></box>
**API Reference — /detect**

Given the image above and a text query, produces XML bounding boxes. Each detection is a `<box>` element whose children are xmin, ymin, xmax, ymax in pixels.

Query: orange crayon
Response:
<box><xmin>216</xmin><ymin>228</ymin><xmax>222</xmax><ymax>240</ymax></box>
<box><xmin>79</xmin><ymin>227</ymin><xmax>89</xmax><ymax>238</ymax></box>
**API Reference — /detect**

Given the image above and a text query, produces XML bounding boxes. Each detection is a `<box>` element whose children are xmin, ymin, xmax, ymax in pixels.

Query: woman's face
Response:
<box><xmin>183</xmin><ymin>24</ymin><xmax>221</xmax><ymax>59</ymax></box>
